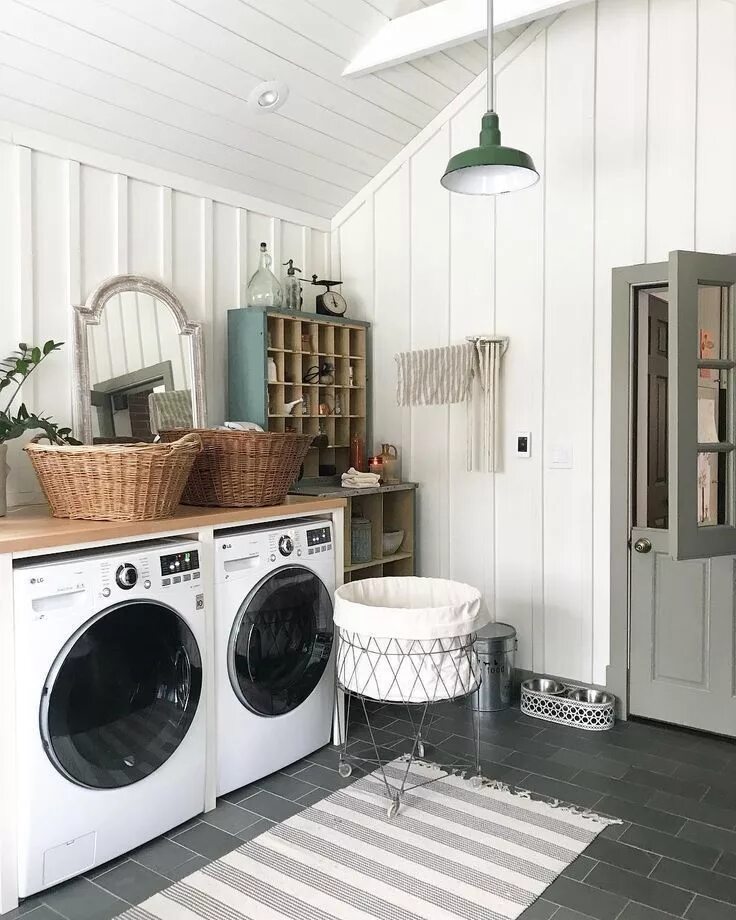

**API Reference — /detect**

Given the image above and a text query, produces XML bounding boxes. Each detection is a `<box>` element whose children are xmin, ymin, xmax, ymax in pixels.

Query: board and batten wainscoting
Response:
<box><xmin>0</xmin><ymin>129</ymin><xmax>331</xmax><ymax>508</ymax></box>
<box><xmin>332</xmin><ymin>0</ymin><xmax>736</xmax><ymax>687</ymax></box>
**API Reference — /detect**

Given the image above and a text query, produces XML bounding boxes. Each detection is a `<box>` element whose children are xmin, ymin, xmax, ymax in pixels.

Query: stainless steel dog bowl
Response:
<box><xmin>522</xmin><ymin>678</ymin><xmax>566</xmax><ymax>695</ymax></box>
<box><xmin>567</xmin><ymin>688</ymin><xmax>614</xmax><ymax>705</ymax></box>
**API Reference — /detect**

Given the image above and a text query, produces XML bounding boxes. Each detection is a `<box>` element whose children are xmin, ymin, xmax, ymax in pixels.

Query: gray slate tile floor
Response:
<box><xmin>7</xmin><ymin>702</ymin><xmax>736</xmax><ymax>920</ymax></box>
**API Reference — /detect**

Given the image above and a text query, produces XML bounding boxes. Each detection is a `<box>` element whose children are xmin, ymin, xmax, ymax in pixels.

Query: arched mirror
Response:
<box><xmin>73</xmin><ymin>275</ymin><xmax>206</xmax><ymax>444</ymax></box>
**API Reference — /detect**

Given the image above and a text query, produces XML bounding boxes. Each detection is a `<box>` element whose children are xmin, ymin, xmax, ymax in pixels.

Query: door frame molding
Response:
<box><xmin>608</xmin><ymin>260</ymin><xmax>667</xmax><ymax>718</ymax></box>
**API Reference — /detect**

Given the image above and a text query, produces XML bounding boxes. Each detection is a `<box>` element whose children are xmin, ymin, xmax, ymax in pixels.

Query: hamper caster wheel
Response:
<box><xmin>387</xmin><ymin>796</ymin><xmax>400</xmax><ymax>819</ymax></box>
<box><xmin>338</xmin><ymin>761</ymin><xmax>353</xmax><ymax>779</ymax></box>
<box><xmin>470</xmin><ymin>774</ymin><xmax>483</xmax><ymax>789</ymax></box>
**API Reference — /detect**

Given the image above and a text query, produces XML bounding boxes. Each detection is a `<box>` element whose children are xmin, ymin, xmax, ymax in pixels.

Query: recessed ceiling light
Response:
<box><xmin>248</xmin><ymin>81</ymin><xmax>288</xmax><ymax>113</ymax></box>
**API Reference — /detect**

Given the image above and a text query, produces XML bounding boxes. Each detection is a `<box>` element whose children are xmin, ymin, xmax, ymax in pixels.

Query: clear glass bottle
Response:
<box><xmin>282</xmin><ymin>259</ymin><xmax>303</xmax><ymax>311</ymax></box>
<box><xmin>246</xmin><ymin>242</ymin><xmax>282</xmax><ymax>308</ymax></box>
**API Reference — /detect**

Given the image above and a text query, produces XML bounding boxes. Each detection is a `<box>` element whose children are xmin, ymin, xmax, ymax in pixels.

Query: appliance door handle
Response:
<box><xmin>246</xmin><ymin>623</ymin><xmax>258</xmax><ymax>684</ymax></box>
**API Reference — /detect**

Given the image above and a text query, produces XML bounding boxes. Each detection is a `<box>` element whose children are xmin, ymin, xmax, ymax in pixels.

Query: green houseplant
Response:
<box><xmin>0</xmin><ymin>341</ymin><xmax>79</xmax><ymax>516</ymax></box>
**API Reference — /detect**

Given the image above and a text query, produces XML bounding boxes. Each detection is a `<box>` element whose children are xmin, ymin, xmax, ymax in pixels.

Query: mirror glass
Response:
<box><xmin>87</xmin><ymin>291</ymin><xmax>193</xmax><ymax>443</ymax></box>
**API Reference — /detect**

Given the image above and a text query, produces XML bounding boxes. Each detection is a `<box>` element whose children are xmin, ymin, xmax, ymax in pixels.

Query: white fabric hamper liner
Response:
<box><xmin>334</xmin><ymin>577</ymin><xmax>490</xmax><ymax>703</ymax></box>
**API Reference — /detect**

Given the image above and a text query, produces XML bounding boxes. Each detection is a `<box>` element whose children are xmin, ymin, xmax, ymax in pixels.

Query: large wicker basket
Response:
<box><xmin>25</xmin><ymin>433</ymin><xmax>202</xmax><ymax>521</ymax></box>
<box><xmin>159</xmin><ymin>428</ymin><xmax>313</xmax><ymax>507</ymax></box>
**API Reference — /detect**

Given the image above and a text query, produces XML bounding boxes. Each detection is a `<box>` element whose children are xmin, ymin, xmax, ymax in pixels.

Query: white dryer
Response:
<box><xmin>215</xmin><ymin>517</ymin><xmax>336</xmax><ymax>797</ymax></box>
<box><xmin>13</xmin><ymin>539</ymin><xmax>207</xmax><ymax>897</ymax></box>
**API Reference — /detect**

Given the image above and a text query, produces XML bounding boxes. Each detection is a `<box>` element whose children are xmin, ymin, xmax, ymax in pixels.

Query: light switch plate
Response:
<box><xmin>549</xmin><ymin>445</ymin><xmax>573</xmax><ymax>469</ymax></box>
<box><xmin>515</xmin><ymin>431</ymin><xmax>531</xmax><ymax>458</ymax></box>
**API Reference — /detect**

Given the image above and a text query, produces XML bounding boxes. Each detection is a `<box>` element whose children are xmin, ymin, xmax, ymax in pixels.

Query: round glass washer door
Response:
<box><xmin>229</xmin><ymin>565</ymin><xmax>333</xmax><ymax>717</ymax></box>
<box><xmin>41</xmin><ymin>600</ymin><xmax>202</xmax><ymax>789</ymax></box>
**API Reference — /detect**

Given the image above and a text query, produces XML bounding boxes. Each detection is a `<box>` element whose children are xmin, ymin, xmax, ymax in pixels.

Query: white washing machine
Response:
<box><xmin>13</xmin><ymin>539</ymin><xmax>207</xmax><ymax>897</ymax></box>
<box><xmin>215</xmin><ymin>517</ymin><xmax>336</xmax><ymax>797</ymax></box>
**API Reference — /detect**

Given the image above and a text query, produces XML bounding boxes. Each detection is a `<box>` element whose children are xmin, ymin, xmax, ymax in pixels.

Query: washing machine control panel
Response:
<box><xmin>305</xmin><ymin>524</ymin><xmax>332</xmax><ymax>556</ymax></box>
<box><xmin>160</xmin><ymin>549</ymin><xmax>201</xmax><ymax>587</ymax></box>
<box><xmin>115</xmin><ymin>563</ymin><xmax>138</xmax><ymax>590</ymax></box>
<box><xmin>278</xmin><ymin>535</ymin><xmax>294</xmax><ymax>556</ymax></box>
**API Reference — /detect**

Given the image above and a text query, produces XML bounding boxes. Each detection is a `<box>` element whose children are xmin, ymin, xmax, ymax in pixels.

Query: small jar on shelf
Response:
<box><xmin>369</xmin><ymin>456</ymin><xmax>383</xmax><ymax>480</ymax></box>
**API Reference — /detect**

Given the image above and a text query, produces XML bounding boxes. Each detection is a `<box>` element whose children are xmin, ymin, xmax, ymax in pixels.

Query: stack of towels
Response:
<box><xmin>341</xmin><ymin>468</ymin><xmax>380</xmax><ymax>489</ymax></box>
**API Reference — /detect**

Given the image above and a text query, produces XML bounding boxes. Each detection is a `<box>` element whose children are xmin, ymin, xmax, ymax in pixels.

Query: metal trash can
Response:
<box><xmin>474</xmin><ymin>622</ymin><xmax>517</xmax><ymax>711</ymax></box>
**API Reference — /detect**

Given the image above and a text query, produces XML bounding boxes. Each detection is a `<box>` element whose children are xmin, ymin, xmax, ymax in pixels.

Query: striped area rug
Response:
<box><xmin>117</xmin><ymin>759</ymin><xmax>618</xmax><ymax>920</ymax></box>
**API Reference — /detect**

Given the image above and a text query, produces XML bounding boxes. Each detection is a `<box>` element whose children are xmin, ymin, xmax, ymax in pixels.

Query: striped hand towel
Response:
<box><xmin>395</xmin><ymin>343</ymin><xmax>474</xmax><ymax>406</ymax></box>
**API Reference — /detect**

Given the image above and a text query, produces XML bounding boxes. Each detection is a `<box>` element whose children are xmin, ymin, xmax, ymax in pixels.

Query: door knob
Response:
<box><xmin>634</xmin><ymin>538</ymin><xmax>652</xmax><ymax>554</ymax></box>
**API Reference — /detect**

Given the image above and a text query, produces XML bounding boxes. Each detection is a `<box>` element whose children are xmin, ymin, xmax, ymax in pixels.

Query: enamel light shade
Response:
<box><xmin>441</xmin><ymin>1</ymin><xmax>538</xmax><ymax>195</ymax></box>
<box><xmin>441</xmin><ymin>112</ymin><xmax>539</xmax><ymax>194</ymax></box>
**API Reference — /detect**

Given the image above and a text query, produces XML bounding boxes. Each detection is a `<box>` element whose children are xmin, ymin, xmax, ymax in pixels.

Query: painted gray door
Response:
<box><xmin>629</xmin><ymin>525</ymin><xmax>736</xmax><ymax>734</ymax></box>
<box><xmin>628</xmin><ymin>252</ymin><xmax>736</xmax><ymax>734</ymax></box>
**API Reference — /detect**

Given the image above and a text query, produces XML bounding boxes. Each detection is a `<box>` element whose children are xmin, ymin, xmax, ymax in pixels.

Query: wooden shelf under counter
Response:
<box><xmin>290</xmin><ymin>481</ymin><xmax>417</xmax><ymax>582</ymax></box>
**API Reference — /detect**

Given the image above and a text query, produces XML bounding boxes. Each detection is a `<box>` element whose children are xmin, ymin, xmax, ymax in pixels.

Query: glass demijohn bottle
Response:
<box><xmin>246</xmin><ymin>241</ymin><xmax>283</xmax><ymax>308</ymax></box>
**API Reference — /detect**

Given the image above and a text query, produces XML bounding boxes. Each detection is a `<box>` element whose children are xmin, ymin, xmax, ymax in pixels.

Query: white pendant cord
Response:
<box><xmin>487</xmin><ymin>0</ymin><xmax>494</xmax><ymax>113</ymax></box>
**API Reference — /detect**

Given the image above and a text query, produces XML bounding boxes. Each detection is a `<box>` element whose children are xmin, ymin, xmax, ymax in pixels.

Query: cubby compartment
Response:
<box><xmin>349</xmin><ymin>359</ymin><xmax>366</xmax><ymax>388</ymax></box>
<box><xmin>267</xmin><ymin>315</ymin><xmax>284</xmax><ymax>350</ymax></box>
<box><xmin>382</xmin><ymin>489</ymin><xmax>414</xmax><ymax>559</ymax></box>
<box><xmin>349</xmin><ymin>328</ymin><xmax>365</xmax><ymax>358</ymax></box>
<box><xmin>267</xmin><ymin>383</ymin><xmax>284</xmax><ymax>417</ymax></box>
<box><xmin>349</xmin><ymin>388</ymin><xmax>366</xmax><ymax>419</ymax></box>
<box><xmin>318</xmin><ymin>324</ymin><xmax>334</xmax><ymax>357</ymax></box>
<box><xmin>335</xmin><ymin>326</ymin><xmax>350</xmax><ymax>357</ymax></box>
<box><xmin>350</xmin><ymin>493</ymin><xmax>383</xmax><ymax>568</ymax></box>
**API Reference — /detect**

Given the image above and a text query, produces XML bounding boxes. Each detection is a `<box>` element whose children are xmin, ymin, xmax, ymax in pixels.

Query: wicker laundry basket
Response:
<box><xmin>25</xmin><ymin>433</ymin><xmax>201</xmax><ymax>521</ymax></box>
<box><xmin>158</xmin><ymin>428</ymin><xmax>313</xmax><ymax>507</ymax></box>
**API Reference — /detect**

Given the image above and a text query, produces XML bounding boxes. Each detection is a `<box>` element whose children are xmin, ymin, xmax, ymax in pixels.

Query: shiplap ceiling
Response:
<box><xmin>0</xmin><ymin>0</ymin><xmax>525</xmax><ymax>219</ymax></box>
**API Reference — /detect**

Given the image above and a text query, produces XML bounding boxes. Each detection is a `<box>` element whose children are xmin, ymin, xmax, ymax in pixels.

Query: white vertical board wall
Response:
<box><xmin>333</xmin><ymin>0</ymin><xmax>736</xmax><ymax>684</ymax></box>
<box><xmin>0</xmin><ymin>139</ymin><xmax>329</xmax><ymax>506</ymax></box>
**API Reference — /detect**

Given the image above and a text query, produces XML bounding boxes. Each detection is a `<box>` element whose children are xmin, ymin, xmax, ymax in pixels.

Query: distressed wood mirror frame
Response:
<box><xmin>72</xmin><ymin>274</ymin><xmax>207</xmax><ymax>444</ymax></box>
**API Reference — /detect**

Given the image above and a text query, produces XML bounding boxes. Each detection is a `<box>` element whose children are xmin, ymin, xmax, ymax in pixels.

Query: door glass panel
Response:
<box><xmin>697</xmin><ymin>451</ymin><xmax>728</xmax><ymax>526</ymax></box>
<box><xmin>695</xmin><ymin>283</ymin><xmax>734</xmax><ymax>528</ymax></box>
<box><xmin>697</xmin><ymin>381</ymin><xmax>727</xmax><ymax>443</ymax></box>
<box><xmin>229</xmin><ymin>566</ymin><xmax>333</xmax><ymax>717</ymax></box>
<box><xmin>43</xmin><ymin>601</ymin><xmax>202</xmax><ymax>789</ymax></box>
<box><xmin>697</xmin><ymin>284</ymin><xmax>729</xmax><ymax>361</ymax></box>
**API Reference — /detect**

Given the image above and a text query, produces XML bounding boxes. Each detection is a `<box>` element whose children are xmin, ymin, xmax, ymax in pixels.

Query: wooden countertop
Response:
<box><xmin>0</xmin><ymin>496</ymin><xmax>346</xmax><ymax>555</ymax></box>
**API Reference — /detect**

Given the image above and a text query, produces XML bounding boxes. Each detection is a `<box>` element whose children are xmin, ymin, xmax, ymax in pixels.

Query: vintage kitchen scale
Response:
<box><xmin>310</xmin><ymin>274</ymin><xmax>347</xmax><ymax>317</ymax></box>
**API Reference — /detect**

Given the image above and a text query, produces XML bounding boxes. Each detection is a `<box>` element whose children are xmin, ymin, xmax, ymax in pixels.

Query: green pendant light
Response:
<box><xmin>441</xmin><ymin>0</ymin><xmax>539</xmax><ymax>195</ymax></box>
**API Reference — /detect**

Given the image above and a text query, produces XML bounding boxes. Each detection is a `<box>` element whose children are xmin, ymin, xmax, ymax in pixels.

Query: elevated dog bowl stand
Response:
<box><xmin>521</xmin><ymin>679</ymin><xmax>616</xmax><ymax>731</ymax></box>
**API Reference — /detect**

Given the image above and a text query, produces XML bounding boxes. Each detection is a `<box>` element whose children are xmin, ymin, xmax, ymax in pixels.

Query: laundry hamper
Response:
<box><xmin>334</xmin><ymin>576</ymin><xmax>489</xmax><ymax>817</ymax></box>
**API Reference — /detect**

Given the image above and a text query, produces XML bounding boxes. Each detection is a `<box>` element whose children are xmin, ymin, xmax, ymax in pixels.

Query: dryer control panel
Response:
<box><xmin>216</xmin><ymin>517</ymin><xmax>334</xmax><ymax>582</ymax></box>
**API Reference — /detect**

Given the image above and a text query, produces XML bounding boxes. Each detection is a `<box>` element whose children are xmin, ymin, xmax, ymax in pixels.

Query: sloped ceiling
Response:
<box><xmin>0</xmin><ymin>0</ymin><xmax>525</xmax><ymax>219</ymax></box>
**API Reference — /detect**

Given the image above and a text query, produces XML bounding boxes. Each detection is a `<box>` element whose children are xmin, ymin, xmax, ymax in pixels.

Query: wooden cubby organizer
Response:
<box><xmin>228</xmin><ymin>305</ymin><xmax>417</xmax><ymax>581</ymax></box>
<box><xmin>227</xmin><ymin>307</ymin><xmax>370</xmax><ymax>479</ymax></box>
